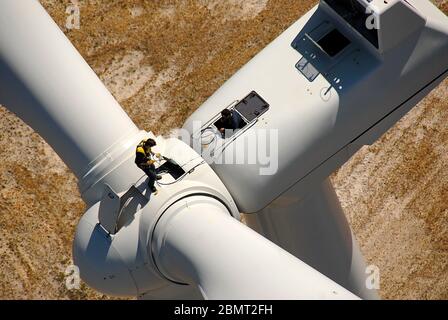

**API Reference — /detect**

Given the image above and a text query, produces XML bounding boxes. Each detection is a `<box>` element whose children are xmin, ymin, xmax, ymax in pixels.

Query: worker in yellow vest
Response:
<box><xmin>135</xmin><ymin>138</ymin><xmax>162</xmax><ymax>194</ymax></box>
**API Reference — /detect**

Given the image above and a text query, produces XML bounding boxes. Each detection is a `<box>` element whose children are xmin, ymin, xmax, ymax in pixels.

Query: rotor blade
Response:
<box><xmin>152</xmin><ymin>196</ymin><xmax>360</xmax><ymax>300</ymax></box>
<box><xmin>0</xmin><ymin>0</ymin><xmax>138</xmax><ymax>179</ymax></box>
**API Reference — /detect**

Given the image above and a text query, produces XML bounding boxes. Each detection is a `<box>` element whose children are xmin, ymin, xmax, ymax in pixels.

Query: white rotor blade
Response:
<box><xmin>0</xmin><ymin>0</ymin><xmax>138</xmax><ymax>179</ymax></box>
<box><xmin>153</xmin><ymin>196</ymin><xmax>360</xmax><ymax>300</ymax></box>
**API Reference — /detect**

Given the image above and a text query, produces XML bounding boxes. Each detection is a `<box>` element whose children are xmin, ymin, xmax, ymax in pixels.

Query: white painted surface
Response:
<box><xmin>184</xmin><ymin>0</ymin><xmax>447</xmax><ymax>300</ymax></box>
<box><xmin>74</xmin><ymin>137</ymin><xmax>241</xmax><ymax>297</ymax></box>
<box><xmin>0</xmin><ymin>0</ymin><xmax>138</xmax><ymax>179</ymax></box>
<box><xmin>153</xmin><ymin>195</ymin><xmax>359</xmax><ymax>300</ymax></box>
<box><xmin>245</xmin><ymin>178</ymin><xmax>379</xmax><ymax>300</ymax></box>
<box><xmin>184</xmin><ymin>0</ymin><xmax>448</xmax><ymax>213</ymax></box>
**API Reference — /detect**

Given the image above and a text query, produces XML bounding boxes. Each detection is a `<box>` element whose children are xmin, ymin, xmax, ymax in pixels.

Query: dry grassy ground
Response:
<box><xmin>0</xmin><ymin>0</ymin><xmax>446</xmax><ymax>299</ymax></box>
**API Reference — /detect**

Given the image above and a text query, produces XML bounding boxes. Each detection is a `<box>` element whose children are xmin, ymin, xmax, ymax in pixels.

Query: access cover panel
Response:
<box><xmin>234</xmin><ymin>91</ymin><xmax>270</xmax><ymax>122</ymax></box>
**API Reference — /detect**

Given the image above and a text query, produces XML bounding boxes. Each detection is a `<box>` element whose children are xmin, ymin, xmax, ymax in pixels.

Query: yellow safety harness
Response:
<box><xmin>136</xmin><ymin>142</ymin><xmax>147</xmax><ymax>157</ymax></box>
<box><xmin>135</xmin><ymin>139</ymin><xmax>155</xmax><ymax>168</ymax></box>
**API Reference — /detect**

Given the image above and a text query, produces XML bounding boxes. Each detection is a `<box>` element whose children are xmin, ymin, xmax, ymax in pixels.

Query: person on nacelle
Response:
<box><xmin>135</xmin><ymin>138</ymin><xmax>162</xmax><ymax>194</ymax></box>
<box><xmin>216</xmin><ymin>109</ymin><xmax>245</xmax><ymax>138</ymax></box>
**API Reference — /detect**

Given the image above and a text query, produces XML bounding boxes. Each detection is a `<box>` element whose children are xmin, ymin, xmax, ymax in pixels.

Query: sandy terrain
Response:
<box><xmin>0</xmin><ymin>0</ymin><xmax>446</xmax><ymax>299</ymax></box>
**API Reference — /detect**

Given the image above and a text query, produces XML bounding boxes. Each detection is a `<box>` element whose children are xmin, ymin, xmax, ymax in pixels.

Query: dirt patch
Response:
<box><xmin>201</xmin><ymin>0</ymin><xmax>269</xmax><ymax>21</ymax></box>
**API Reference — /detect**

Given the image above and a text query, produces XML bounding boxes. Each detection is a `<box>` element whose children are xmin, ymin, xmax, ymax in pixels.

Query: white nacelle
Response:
<box><xmin>184</xmin><ymin>0</ymin><xmax>448</xmax><ymax>214</ymax></box>
<box><xmin>1</xmin><ymin>0</ymin><xmax>446</xmax><ymax>300</ymax></box>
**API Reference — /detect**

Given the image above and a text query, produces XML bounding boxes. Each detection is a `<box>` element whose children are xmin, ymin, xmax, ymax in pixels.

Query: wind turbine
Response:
<box><xmin>0</xmin><ymin>0</ymin><xmax>446</xmax><ymax>300</ymax></box>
